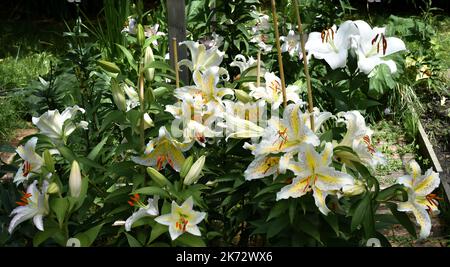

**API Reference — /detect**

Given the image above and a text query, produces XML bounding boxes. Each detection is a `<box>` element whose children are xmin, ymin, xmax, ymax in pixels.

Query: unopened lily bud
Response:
<box><xmin>111</xmin><ymin>79</ymin><xmax>127</xmax><ymax>111</ymax></box>
<box><xmin>144</xmin><ymin>46</ymin><xmax>155</xmax><ymax>82</ymax></box>
<box><xmin>147</xmin><ymin>167</ymin><xmax>170</xmax><ymax>187</ymax></box>
<box><xmin>136</xmin><ymin>24</ymin><xmax>145</xmax><ymax>47</ymax></box>
<box><xmin>98</xmin><ymin>60</ymin><xmax>121</xmax><ymax>74</ymax></box>
<box><xmin>342</xmin><ymin>180</ymin><xmax>366</xmax><ymax>197</ymax></box>
<box><xmin>69</xmin><ymin>160</ymin><xmax>82</xmax><ymax>198</ymax></box>
<box><xmin>153</xmin><ymin>87</ymin><xmax>168</xmax><ymax>98</ymax></box>
<box><xmin>144</xmin><ymin>86</ymin><xmax>155</xmax><ymax>104</ymax></box>
<box><xmin>180</xmin><ymin>156</ymin><xmax>194</xmax><ymax>179</ymax></box>
<box><xmin>47</xmin><ymin>182</ymin><xmax>60</xmax><ymax>194</ymax></box>
<box><xmin>183</xmin><ymin>155</ymin><xmax>206</xmax><ymax>185</ymax></box>
<box><xmin>234</xmin><ymin>89</ymin><xmax>251</xmax><ymax>103</ymax></box>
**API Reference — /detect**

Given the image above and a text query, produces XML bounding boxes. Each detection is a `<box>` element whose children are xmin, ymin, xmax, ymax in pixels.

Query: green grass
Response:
<box><xmin>0</xmin><ymin>96</ymin><xmax>28</xmax><ymax>143</ymax></box>
<box><xmin>0</xmin><ymin>52</ymin><xmax>58</xmax><ymax>91</ymax></box>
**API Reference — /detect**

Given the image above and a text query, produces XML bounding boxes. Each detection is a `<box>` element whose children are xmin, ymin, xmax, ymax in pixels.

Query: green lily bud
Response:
<box><xmin>180</xmin><ymin>155</ymin><xmax>194</xmax><ymax>179</ymax></box>
<box><xmin>147</xmin><ymin>167</ymin><xmax>170</xmax><ymax>187</ymax></box>
<box><xmin>69</xmin><ymin>160</ymin><xmax>82</xmax><ymax>198</ymax></box>
<box><xmin>153</xmin><ymin>87</ymin><xmax>169</xmax><ymax>98</ymax></box>
<box><xmin>234</xmin><ymin>89</ymin><xmax>251</xmax><ymax>103</ymax></box>
<box><xmin>183</xmin><ymin>155</ymin><xmax>206</xmax><ymax>185</ymax></box>
<box><xmin>144</xmin><ymin>86</ymin><xmax>155</xmax><ymax>105</ymax></box>
<box><xmin>143</xmin><ymin>46</ymin><xmax>155</xmax><ymax>82</ymax></box>
<box><xmin>111</xmin><ymin>79</ymin><xmax>127</xmax><ymax>111</ymax></box>
<box><xmin>136</xmin><ymin>24</ymin><xmax>145</xmax><ymax>47</ymax></box>
<box><xmin>47</xmin><ymin>182</ymin><xmax>60</xmax><ymax>194</ymax></box>
<box><xmin>43</xmin><ymin>150</ymin><xmax>55</xmax><ymax>173</ymax></box>
<box><xmin>98</xmin><ymin>60</ymin><xmax>121</xmax><ymax>74</ymax></box>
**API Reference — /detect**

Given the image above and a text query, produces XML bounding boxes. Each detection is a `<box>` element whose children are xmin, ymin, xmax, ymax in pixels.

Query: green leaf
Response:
<box><xmin>267</xmin><ymin>217</ymin><xmax>289</xmax><ymax>239</ymax></box>
<box><xmin>351</xmin><ymin>193</ymin><xmax>371</xmax><ymax>231</ymax></box>
<box><xmin>116</xmin><ymin>44</ymin><xmax>137</xmax><ymax>71</ymax></box>
<box><xmin>57</xmin><ymin>146</ymin><xmax>76</xmax><ymax>162</ymax></box>
<box><xmin>99</xmin><ymin>110</ymin><xmax>125</xmax><ymax>132</ymax></box>
<box><xmin>75</xmin><ymin>224</ymin><xmax>103</xmax><ymax>247</ymax></box>
<box><xmin>266</xmin><ymin>201</ymin><xmax>289</xmax><ymax>222</ymax></box>
<box><xmin>142</xmin><ymin>61</ymin><xmax>175</xmax><ymax>74</ymax></box>
<box><xmin>386</xmin><ymin>202</ymin><xmax>417</xmax><ymax>238</ymax></box>
<box><xmin>254</xmin><ymin>183</ymin><xmax>285</xmax><ymax>198</ymax></box>
<box><xmin>174</xmin><ymin>233</ymin><xmax>206</xmax><ymax>247</ymax></box>
<box><xmin>376</xmin><ymin>184</ymin><xmax>406</xmax><ymax>202</ymax></box>
<box><xmin>322</xmin><ymin>213</ymin><xmax>339</xmax><ymax>237</ymax></box>
<box><xmin>87</xmin><ymin>136</ymin><xmax>108</xmax><ymax>161</ymax></box>
<box><xmin>33</xmin><ymin>226</ymin><xmax>59</xmax><ymax>247</ymax></box>
<box><xmin>132</xmin><ymin>186</ymin><xmax>170</xmax><ymax>199</ymax></box>
<box><xmin>148</xmin><ymin>223</ymin><xmax>167</xmax><ymax>244</ymax></box>
<box><xmin>50</xmin><ymin>198</ymin><xmax>68</xmax><ymax>228</ymax></box>
<box><xmin>298</xmin><ymin>217</ymin><xmax>321</xmax><ymax>243</ymax></box>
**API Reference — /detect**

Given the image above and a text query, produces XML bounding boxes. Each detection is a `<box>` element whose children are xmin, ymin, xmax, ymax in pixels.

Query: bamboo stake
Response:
<box><xmin>293</xmin><ymin>0</ymin><xmax>314</xmax><ymax>131</ymax></box>
<box><xmin>172</xmin><ymin>37</ymin><xmax>180</xmax><ymax>88</ymax></box>
<box><xmin>256</xmin><ymin>51</ymin><xmax>261</xmax><ymax>88</ymax></box>
<box><xmin>270</xmin><ymin>0</ymin><xmax>287</xmax><ymax>108</ymax></box>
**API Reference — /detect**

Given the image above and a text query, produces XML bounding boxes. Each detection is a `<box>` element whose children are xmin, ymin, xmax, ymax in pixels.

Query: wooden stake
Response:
<box><xmin>270</xmin><ymin>0</ymin><xmax>287</xmax><ymax>108</ymax></box>
<box><xmin>172</xmin><ymin>37</ymin><xmax>180</xmax><ymax>88</ymax></box>
<box><xmin>256</xmin><ymin>51</ymin><xmax>261</xmax><ymax>88</ymax></box>
<box><xmin>138</xmin><ymin>69</ymin><xmax>145</xmax><ymax>147</ymax></box>
<box><xmin>293</xmin><ymin>0</ymin><xmax>314</xmax><ymax>131</ymax></box>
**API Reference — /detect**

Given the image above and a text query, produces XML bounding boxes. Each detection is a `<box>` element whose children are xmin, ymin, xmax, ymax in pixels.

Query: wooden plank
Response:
<box><xmin>417</xmin><ymin>120</ymin><xmax>450</xmax><ymax>200</ymax></box>
<box><xmin>167</xmin><ymin>0</ymin><xmax>189</xmax><ymax>85</ymax></box>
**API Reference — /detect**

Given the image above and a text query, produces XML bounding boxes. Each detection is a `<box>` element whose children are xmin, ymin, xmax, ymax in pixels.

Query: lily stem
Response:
<box><xmin>172</xmin><ymin>37</ymin><xmax>180</xmax><ymax>88</ymax></box>
<box><xmin>138</xmin><ymin>64</ymin><xmax>145</xmax><ymax>148</ymax></box>
<box><xmin>256</xmin><ymin>50</ymin><xmax>261</xmax><ymax>88</ymax></box>
<box><xmin>270</xmin><ymin>0</ymin><xmax>287</xmax><ymax>108</ymax></box>
<box><xmin>293</xmin><ymin>0</ymin><xmax>315</xmax><ymax>131</ymax></box>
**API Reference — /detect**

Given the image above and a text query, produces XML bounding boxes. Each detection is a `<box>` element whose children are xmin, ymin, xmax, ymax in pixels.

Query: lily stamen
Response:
<box><xmin>16</xmin><ymin>191</ymin><xmax>32</xmax><ymax>206</ymax></box>
<box><xmin>363</xmin><ymin>135</ymin><xmax>376</xmax><ymax>154</ymax></box>
<box><xmin>128</xmin><ymin>194</ymin><xmax>146</xmax><ymax>208</ymax></box>
<box><xmin>22</xmin><ymin>161</ymin><xmax>31</xmax><ymax>177</ymax></box>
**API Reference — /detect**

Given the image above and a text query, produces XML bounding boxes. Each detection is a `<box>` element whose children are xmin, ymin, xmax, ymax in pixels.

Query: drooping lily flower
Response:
<box><xmin>336</xmin><ymin>111</ymin><xmax>386</xmax><ymax>168</ymax></box>
<box><xmin>132</xmin><ymin>126</ymin><xmax>191</xmax><ymax>172</ymax></box>
<box><xmin>396</xmin><ymin>160</ymin><xmax>441</xmax><ymax>239</ymax></box>
<box><xmin>144</xmin><ymin>24</ymin><xmax>166</xmax><ymax>46</ymax></box>
<box><xmin>13</xmin><ymin>137</ymin><xmax>44</xmax><ymax>185</ymax></box>
<box><xmin>249</xmin><ymin>72</ymin><xmax>302</xmax><ymax>109</ymax></box>
<box><xmin>280</xmin><ymin>30</ymin><xmax>302</xmax><ymax>58</ymax></box>
<box><xmin>251</xmin><ymin>14</ymin><xmax>271</xmax><ymax>34</ymax></box>
<box><xmin>276</xmin><ymin>143</ymin><xmax>354</xmax><ymax>215</ymax></box>
<box><xmin>179</xmin><ymin>41</ymin><xmax>228</xmax><ymax>78</ymax></box>
<box><xmin>125</xmin><ymin>194</ymin><xmax>159</xmax><ymax>231</ymax></box>
<box><xmin>9</xmin><ymin>180</ymin><xmax>49</xmax><ymax>234</ymax></box>
<box><xmin>305</xmin><ymin>21</ymin><xmax>358</xmax><ymax>69</ymax></box>
<box><xmin>200</xmin><ymin>32</ymin><xmax>224</xmax><ymax>49</ymax></box>
<box><xmin>352</xmin><ymin>20</ymin><xmax>406</xmax><ymax>74</ymax></box>
<box><xmin>154</xmin><ymin>196</ymin><xmax>206</xmax><ymax>240</ymax></box>
<box><xmin>32</xmin><ymin>105</ymin><xmax>88</xmax><ymax>144</ymax></box>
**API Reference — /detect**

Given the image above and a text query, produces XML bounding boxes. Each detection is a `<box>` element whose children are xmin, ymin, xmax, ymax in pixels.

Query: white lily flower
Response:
<box><xmin>155</xmin><ymin>196</ymin><xmax>206</xmax><ymax>240</ymax></box>
<box><xmin>32</xmin><ymin>105</ymin><xmax>88</xmax><ymax>144</ymax></box>
<box><xmin>201</xmin><ymin>32</ymin><xmax>224</xmax><ymax>49</ymax></box>
<box><xmin>305</xmin><ymin>21</ymin><xmax>358</xmax><ymax>69</ymax></box>
<box><xmin>144</xmin><ymin>24</ymin><xmax>166</xmax><ymax>46</ymax></box>
<box><xmin>249</xmin><ymin>72</ymin><xmax>303</xmax><ymax>109</ymax></box>
<box><xmin>9</xmin><ymin>180</ymin><xmax>50</xmax><ymax>234</ymax></box>
<box><xmin>222</xmin><ymin>113</ymin><xmax>265</xmax><ymax>140</ymax></box>
<box><xmin>125</xmin><ymin>194</ymin><xmax>159</xmax><ymax>231</ymax></box>
<box><xmin>276</xmin><ymin>143</ymin><xmax>354</xmax><ymax>215</ymax></box>
<box><xmin>396</xmin><ymin>160</ymin><xmax>441</xmax><ymax>239</ymax></box>
<box><xmin>251</xmin><ymin>14</ymin><xmax>271</xmax><ymax>33</ymax></box>
<box><xmin>280</xmin><ymin>30</ymin><xmax>302</xmax><ymax>58</ymax></box>
<box><xmin>179</xmin><ymin>41</ymin><xmax>227</xmax><ymax>76</ymax></box>
<box><xmin>337</xmin><ymin>111</ymin><xmax>386</xmax><ymax>168</ymax></box>
<box><xmin>122</xmin><ymin>17</ymin><xmax>137</xmax><ymax>35</ymax></box>
<box><xmin>13</xmin><ymin>137</ymin><xmax>44</xmax><ymax>185</ymax></box>
<box><xmin>250</xmin><ymin>33</ymin><xmax>273</xmax><ymax>53</ymax></box>
<box><xmin>352</xmin><ymin>20</ymin><xmax>406</xmax><ymax>74</ymax></box>
<box><xmin>132</xmin><ymin>126</ymin><xmax>191</xmax><ymax>172</ymax></box>
<box><xmin>230</xmin><ymin>54</ymin><xmax>265</xmax><ymax>77</ymax></box>
<box><xmin>253</xmin><ymin>103</ymin><xmax>319</xmax><ymax>156</ymax></box>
